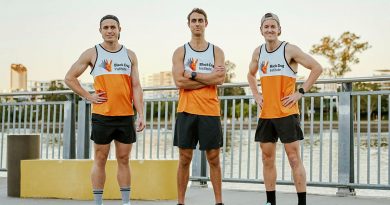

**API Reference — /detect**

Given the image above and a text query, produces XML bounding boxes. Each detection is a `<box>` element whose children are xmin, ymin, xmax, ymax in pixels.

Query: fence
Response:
<box><xmin>1</xmin><ymin>77</ymin><xmax>390</xmax><ymax>193</ymax></box>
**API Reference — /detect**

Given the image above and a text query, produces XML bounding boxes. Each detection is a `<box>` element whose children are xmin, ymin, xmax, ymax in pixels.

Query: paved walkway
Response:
<box><xmin>1</xmin><ymin>177</ymin><xmax>390</xmax><ymax>205</ymax></box>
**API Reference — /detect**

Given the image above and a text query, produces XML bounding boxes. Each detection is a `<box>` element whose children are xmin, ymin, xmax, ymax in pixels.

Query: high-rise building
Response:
<box><xmin>10</xmin><ymin>64</ymin><xmax>27</xmax><ymax>92</ymax></box>
<box><xmin>142</xmin><ymin>71</ymin><xmax>176</xmax><ymax>98</ymax></box>
<box><xmin>143</xmin><ymin>71</ymin><xmax>174</xmax><ymax>87</ymax></box>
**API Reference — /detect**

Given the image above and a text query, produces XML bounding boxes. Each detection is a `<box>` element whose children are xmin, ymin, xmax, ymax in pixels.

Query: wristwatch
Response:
<box><xmin>298</xmin><ymin>88</ymin><xmax>305</xmax><ymax>95</ymax></box>
<box><xmin>190</xmin><ymin>71</ymin><xmax>197</xmax><ymax>80</ymax></box>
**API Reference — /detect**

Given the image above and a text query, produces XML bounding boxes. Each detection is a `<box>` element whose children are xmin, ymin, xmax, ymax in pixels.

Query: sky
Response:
<box><xmin>1</xmin><ymin>0</ymin><xmax>389</xmax><ymax>91</ymax></box>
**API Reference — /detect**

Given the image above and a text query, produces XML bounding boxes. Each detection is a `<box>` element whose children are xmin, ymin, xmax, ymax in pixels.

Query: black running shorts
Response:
<box><xmin>255</xmin><ymin>114</ymin><xmax>303</xmax><ymax>143</ymax></box>
<box><xmin>91</xmin><ymin>114</ymin><xmax>136</xmax><ymax>145</ymax></box>
<box><xmin>174</xmin><ymin>112</ymin><xmax>223</xmax><ymax>150</ymax></box>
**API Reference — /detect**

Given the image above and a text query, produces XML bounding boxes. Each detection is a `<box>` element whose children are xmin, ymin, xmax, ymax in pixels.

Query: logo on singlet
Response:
<box><xmin>186</xmin><ymin>58</ymin><xmax>198</xmax><ymax>71</ymax></box>
<box><xmin>260</xmin><ymin>60</ymin><xmax>269</xmax><ymax>74</ymax></box>
<box><xmin>99</xmin><ymin>59</ymin><xmax>112</xmax><ymax>72</ymax></box>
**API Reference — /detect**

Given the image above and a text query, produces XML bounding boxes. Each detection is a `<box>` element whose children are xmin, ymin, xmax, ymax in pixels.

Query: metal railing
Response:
<box><xmin>1</xmin><ymin>77</ymin><xmax>390</xmax><ymax>193</ymax></box>
<box><xmin>0</xmin><ymin>91</ymin><xmax>76</xmax><ymax>171</ymax></box>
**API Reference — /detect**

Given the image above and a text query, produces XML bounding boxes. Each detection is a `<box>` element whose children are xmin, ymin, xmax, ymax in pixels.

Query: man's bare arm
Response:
<box><xmin>281</xmin><ymin>44</ymin><xmax>323</xmax><ymax>108</ymax></box>
<box><xmin>247</xmin><ymin>47</ymin><xmax>261</xmax><ymax>95</ymax></box>
<box><xmin>129</xmin><ymin>50</ymin><xmax>145</xmax><ymax>132</ymax></box>
<box><xmin>172</xmin><ymin>46</ymin><xmax>206</xmax><ymax>89</ymax></box>
<box><xmin>247</xmin><ymin>47</ymin><xmax>263</xmax><ymax>108</ymax></box>
<box><xmin>288</xmin><ymin>44</ymin><xmax>323</xmax><ymax>92</ymax></box>
<box><xmin>64</xmin><ymin>48</ymin><xmax>106</xmax><ymax>103</ymax></box>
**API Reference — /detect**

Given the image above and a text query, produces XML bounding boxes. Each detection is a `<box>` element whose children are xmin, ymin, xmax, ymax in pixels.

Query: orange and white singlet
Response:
<box><xmin>177</xmin><ymin>42</ymin><xmax>220</xmax><ymax>116</ymax></box>
<box><xmin>90</xmin><ymin>44</ymin><xmax>134</xmax><ymax>116</ymax></box>
<box><xmin>258</xmin><ymin>41</ymin><xmax>299</xmax><ymax>119</ymax></box>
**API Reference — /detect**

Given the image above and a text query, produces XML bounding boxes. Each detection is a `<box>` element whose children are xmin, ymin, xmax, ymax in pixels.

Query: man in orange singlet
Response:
<box><xmin>65</xmin><ymin>15</ymin><xmax>145</xmax><ymax>205</ymax></box>
<box><xmin>172</xmin><ymin>8</ymin><xmax>226</xmax><ymax>205</ymax></box>
<box><xmin>247</xmin><ymin>13</ymin><xmax>323</xmax><ymax>205</ymax></box>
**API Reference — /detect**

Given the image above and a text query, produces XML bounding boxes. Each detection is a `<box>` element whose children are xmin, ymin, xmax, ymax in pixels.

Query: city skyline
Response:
<box><xmin>1</xmin><ymin>0</ymin><xmax>389</xmax><ymax>91</ymax></box>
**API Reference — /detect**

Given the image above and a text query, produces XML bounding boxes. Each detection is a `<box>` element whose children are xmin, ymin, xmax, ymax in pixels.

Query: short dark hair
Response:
<box><xmin>99</xmin><ymin>15</ymin><xmax>121</xmax><ymax>39</ymax></box>
<box><xmin>100</xmin><ymin>15</ymin><xmax>120</xmax><ymax>27</ymax></box>
<box><xmin>187</xmin><ymin>8</ymin><xmax>208</xmax><ymax>23</ymax></box>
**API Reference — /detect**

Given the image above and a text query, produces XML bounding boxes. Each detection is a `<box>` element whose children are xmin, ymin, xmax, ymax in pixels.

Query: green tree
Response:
<box><xmin>220</xmin><ymin>60</ymin><xmax>245</xmax><ymax>96</ymax></box>
<box><xmin>145</xmin><ymin>101</ymin><xmax>175</xmax><ymax>122</ymax></box>
<box><xmin>44</xmin><ymin>81</ymin><xmax>68</xmax><ymax>101</ymax></box>
<box><xmin>224</xmin><ymin>60</ymin><xmax>236</xmax><ymax>83</ymax></box>
<box><xmin>220</xmin><ymin>60</ymin><xmax>246</xmax><ymax>118</ymax></box>
<box><xmin>310</xmin><ymin>31</ymin><xmax>370</xmax><ymax>77</ymax></box>
<box><xmin>233</xmin><ymin>99</ymin><xmax>258</xmax><ymax>119</ymax></box>
<box><xmin>43</xmin><ymin>81</ymin><xmax>69</xmax><ymax>123</ymax></box>
<box><xmin>352</xmin><ymin>82</ymin><xmax>388</xmax><ymax>120</ymax></box>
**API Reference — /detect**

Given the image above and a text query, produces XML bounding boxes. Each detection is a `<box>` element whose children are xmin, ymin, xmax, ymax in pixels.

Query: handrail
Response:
<box><xmin>1</xmin><ymin>76</ymin><xmax>389</xmax><ymax>96</ymax></box>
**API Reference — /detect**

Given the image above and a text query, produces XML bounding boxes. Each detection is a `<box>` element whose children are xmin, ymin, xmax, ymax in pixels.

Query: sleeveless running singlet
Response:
<box><xmin>90</xmin><ymin>44</ymin><xmax>134</xmax><ymax>116</ymax></box>
<box><xmin>177</xmin><ymin>42</ymin><xmax>220</xmax><ymax>116</ymax></box>
<box><xmin>258</xmin><ymin>41</ymin><xmax>299</xmax><ymax>118</ymax></box>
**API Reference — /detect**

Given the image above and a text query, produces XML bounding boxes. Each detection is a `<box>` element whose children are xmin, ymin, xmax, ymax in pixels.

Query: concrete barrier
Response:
<box><xmin>7</xmin><ymin>134</ymin><xmax>40</xmax><ymax>197</ymax></box>
<box><xmin>20</xmin><ymin>159</ymin><xmax>178</xmax><ymax>200</ymax></box>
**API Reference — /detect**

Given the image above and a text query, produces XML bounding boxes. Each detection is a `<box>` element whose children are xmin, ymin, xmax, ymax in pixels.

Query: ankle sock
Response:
<box><xmin>297</xmin><ymin>192</ymin><xmax>306</xmax><ymax>205</ymax></box>
<box><xmin>93</xmin><ymin>188</ymin><xmax>103</xmax><ymax>205</ymax></box>
<box><xmin>266</xmin><ymin>190</ymin><xmax>276</xmax><ymax>205</ymax></box>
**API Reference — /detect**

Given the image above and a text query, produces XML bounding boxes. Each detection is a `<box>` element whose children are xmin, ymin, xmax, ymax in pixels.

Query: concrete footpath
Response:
<box><xmin>1</xmin><ymin>177</ymin><xmax>390</xmax><ymax>205</ymax></box>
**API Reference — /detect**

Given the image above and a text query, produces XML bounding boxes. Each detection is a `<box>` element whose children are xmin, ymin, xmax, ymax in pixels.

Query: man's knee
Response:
<box><xmin>287</xmin><ymin>153</ymin><xmax>301</xmax><ymax>169</ymax></box>
<box><xmin>94</xmin><ymin>161</ymin><xmax>107</xmax><ymax>169</ymax></box>
<box><xmin>94</xmin><ymin>152</ymin><xmax>109</xmax><ymax>167</ymax></box>
<box><xmin>206</xmin><ymin>150</ymin><xmax>220</xmax><ymax>168</ymax></box>
<box><xmin>284</xmin><ymin>141</ymin><xmax>302</xmax><ymax>169</ymax></box>
<box><xmin>179</xmin><ymin>151</ymin><xmax>193</xmax><ymax>168</ymax></box>
<box><xmin>116</xmin><ymin>153</ymin><xmax>130</xmax><ymax>165</ymax></box>
<box><xmin>262</xmin><ymin>150</ymin><xmax>275</xmax><ymax>167</ymax></box>
<box><xmin>207</xmin><ymin>155</ymin><xmax>220</xmax><ymax>167</ymax></box>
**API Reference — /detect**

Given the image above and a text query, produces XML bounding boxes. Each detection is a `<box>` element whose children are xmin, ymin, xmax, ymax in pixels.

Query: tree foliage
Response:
<box><xmin>220</xmin><ymin>60</ymin><xmax>245</xmax><ymax>96</ymax></box>
<box><xmin>219</xmin><ymin>60</ymin><xmax>247</xmax><ymax>118</ymax></box>
<box><xmin>44</xmin><ymin>81</ymin><xmax>68</xmax><ymax>101</ymax></box>
<box><xmin>310</xmin><ymin>31</ymin><xmax>370</xmax><ymax>77</ymax></box>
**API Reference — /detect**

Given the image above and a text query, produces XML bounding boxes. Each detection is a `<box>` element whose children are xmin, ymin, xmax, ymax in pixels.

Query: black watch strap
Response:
<box><xmin>298</xmin><ymin>88</ymin><xmax>305</xmax><ymax>95</ymax></box>
<box><xmin>190</xmin><ymin>71</ymin><xmax>197</xmax><ymax>80</ymax></box>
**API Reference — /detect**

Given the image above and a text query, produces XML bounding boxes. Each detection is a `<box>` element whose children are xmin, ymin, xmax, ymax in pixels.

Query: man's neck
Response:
<box><xmin>265</xmin><ymin>40</ymin><xmax>282</xmax><ymax>52</ymax></box>
<box><xmin>190</xmin><ymin>35</ymin><xmax>208</xmax><ymax>51</ymax></box>
<box><xmin>101</xmin><ymin>41</ymin><xmax>121</xmax><ymax>52</ymax></box>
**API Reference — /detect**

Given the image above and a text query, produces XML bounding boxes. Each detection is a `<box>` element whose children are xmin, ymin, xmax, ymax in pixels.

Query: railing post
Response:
<box><xmin>63</xmin><ymin>94</ymin><xmax>76</xmax><ymax>159</ymax></box>
<box><xmin>337</xmin><ymin>82</ymin><xmax>356</xmax><ymax>196</ymax></box>
<box><xmin>76</xmin><ymin>100</ymin><xmax>91</xmax><ymax>159</ymax></box>
<box><xmin>200</xmin><ymin>151</ymin><xmax>207</xmax><ymax>182</ymax></box>
<box><xmin>191</xmin><ymin>149</ymin><xmax>208</xmax><ymax>187</ymax></box>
